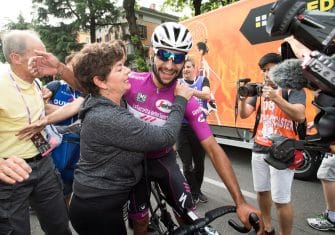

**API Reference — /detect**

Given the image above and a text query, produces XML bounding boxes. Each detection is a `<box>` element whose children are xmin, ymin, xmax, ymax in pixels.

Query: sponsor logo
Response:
<box><xmin>139</xmin><ymin>203</ymin><xmax>146</xmax><ymax>211</ymax></box>
<box><xmin>178</xmin><ymin>192</ymin><xmax>187</xmax><ymax>208</ymax></box>
<box><xmin>198</xmin><ymin>113</ymin><xmax>206</xmax><ymax>123</ymax></box>
<box><xmin>240</xmin><ymin>1</ymin><xmax>335</xmax><ymax>45</ymax></box>
<box><xmin>255</xmin><ymin>14</ymin><xmax>268</xmax><ymax>28</ymax></box>
<box><xmin>156</xmin><ymin>99</ymin><xmax>172</xmax><ymax>113</ymax></box>
<box><xmin>136</xmin><ymin>93</ymin><xmax>147</xmax><ymax>103</ymax></box>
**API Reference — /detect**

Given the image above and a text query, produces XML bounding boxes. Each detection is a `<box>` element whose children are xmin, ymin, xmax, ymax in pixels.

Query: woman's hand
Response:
<box><xmin>28</xmin><ymin>50</ymin><xmax>62</xmax><ymax>77</ymax></box>
<box><xmin>174</xmin><ymin>82</ymin><xmax>194</xmax><ymax>100</ymax></box>
<box><xmin>16</xmin><ymin>118</ymin><xmax>48</xmax><ymax>140</ymax></box>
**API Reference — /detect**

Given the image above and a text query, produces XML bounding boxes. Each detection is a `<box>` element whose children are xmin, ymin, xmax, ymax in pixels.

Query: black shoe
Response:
<box><xmin>198</xmin><ymin>192</ymin><xmax>208</xmax><ymax>203</ymax></box>
<box><xmin>192</xmin><ymin>194</ymin><xmax>200</xmax><ymax>204</ymax></box>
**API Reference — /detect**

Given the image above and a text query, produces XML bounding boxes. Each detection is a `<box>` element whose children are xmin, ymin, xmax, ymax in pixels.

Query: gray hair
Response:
<box><xmin>1</xmin><ymin>30</ymin><xmax>42</xmax><ymax>63</ymax></box>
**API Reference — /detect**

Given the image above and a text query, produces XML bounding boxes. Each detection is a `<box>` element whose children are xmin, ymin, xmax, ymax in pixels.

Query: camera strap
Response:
<box><xmin>252</xmin><ymin>98</ymin><xmax>262</xmax><ymax>138</ymax></box>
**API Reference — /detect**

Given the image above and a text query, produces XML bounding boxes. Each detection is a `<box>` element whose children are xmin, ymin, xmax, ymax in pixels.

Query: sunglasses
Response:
<box><xmin>155</xmin><ymin>49</ymin><xmax>186</xmax><ymax>64</ymax></box>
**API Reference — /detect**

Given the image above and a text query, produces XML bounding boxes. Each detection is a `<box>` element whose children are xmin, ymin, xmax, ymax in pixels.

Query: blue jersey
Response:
<box><xmin>46</xmin><ymin>80</ymin><xmax>81</xmax><ymax>184</ymax></box>
<box><xmin>47</xmin><ymin>80</ymin><xmax>81</xmax><ymax>126</ymax></box>
<box><xmin>179</xmin><ymin>76</ymin><xmax>208</xmax><ymax>110</ymax></box>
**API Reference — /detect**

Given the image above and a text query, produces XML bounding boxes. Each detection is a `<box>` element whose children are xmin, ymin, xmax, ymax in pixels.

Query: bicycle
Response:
<box><xmin>149</xmin><ymin>181</ymin><xmax>260</xmax><ymax>235</ymax></box>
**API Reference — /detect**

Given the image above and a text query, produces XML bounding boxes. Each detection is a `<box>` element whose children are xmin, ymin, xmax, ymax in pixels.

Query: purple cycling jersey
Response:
<box><xmin>125</xmin><ymin>72</ymin><xmax>212</xmax><ymax>158</ymax></box>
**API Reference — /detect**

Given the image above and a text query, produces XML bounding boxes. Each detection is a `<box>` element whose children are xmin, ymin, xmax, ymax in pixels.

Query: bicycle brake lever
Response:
<box><xmin>228</xmin><ymin>212</ymin><xmax>260</xmax><ymax>233</ymax></box>
<box><xmin>249</xmin><ymin>213</ymin><xmax>260</xmax><ymax>232</ymax></box>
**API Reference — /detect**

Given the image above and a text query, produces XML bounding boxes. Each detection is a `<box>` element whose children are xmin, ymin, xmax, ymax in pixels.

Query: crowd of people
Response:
<box><xmin>0</xmin><ymin>14</ymin><xmax>334</xmax><ymax>235</ymax></box>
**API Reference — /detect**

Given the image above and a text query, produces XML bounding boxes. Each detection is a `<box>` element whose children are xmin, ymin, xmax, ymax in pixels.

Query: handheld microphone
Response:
<box><xmin>268</xmin><ymin>59</ymin><xmax>307</xmax><ymax>90</ymax></box>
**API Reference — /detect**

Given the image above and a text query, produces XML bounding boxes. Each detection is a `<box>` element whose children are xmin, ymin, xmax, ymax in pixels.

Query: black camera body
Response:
<box><xmin>264</xmin><ymin>0</ymin><xmax>335</xmax><ymax>167</ymax></box>
<box><xmin>302</xmin><ymin>52</ymin><xmax>335</xmax><ymax>96</ymax></box>
<box><xmin>238</xmin><ymin>83</ymin><xmax>263</xmax><ymax>97</ymax></box>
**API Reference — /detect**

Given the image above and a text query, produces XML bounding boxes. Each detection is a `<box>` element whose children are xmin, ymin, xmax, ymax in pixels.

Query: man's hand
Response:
<box><xmin>16</xmin><ymin>118</ymin><xmax>48</xmax><ymax>140</ymax></box>
<box><xmin>262</xmin><ymin>85</ymin><xmax>277</xmax><ymax>101</ymax></box>
<box><xmin>236</xmin><ymin>202</ymin><xmax>264</xmax><ymax>235</ymax></box>
<box><xmin>28</xmin><ymin>50</ymin><xmax>62</xmax><ymax>77</ymax></box>
<box><xmin>284</xmin><ymin>36</ymin><xmax>311</xmax><ymax>60</ymax></box>
<box><xmin>0</xmin><ymin>157</ymin><xmax>32</xmax><ymax>184</ymax></box>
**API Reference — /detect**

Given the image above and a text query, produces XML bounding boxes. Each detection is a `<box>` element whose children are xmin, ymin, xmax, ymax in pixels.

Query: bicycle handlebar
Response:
<box><xmin>171</xmin><ymin>205</ymin><xmax>260</xmax><ymax>235</ymax></box>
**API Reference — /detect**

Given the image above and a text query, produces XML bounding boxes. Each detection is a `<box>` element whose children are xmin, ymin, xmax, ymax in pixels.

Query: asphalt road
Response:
<box><xmin>30</xmin><ymin>145</ymin><xmax>328</xmax><ymax>234</ymax></box>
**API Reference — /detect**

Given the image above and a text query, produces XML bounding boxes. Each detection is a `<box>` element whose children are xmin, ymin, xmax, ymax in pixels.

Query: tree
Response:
<box><xmin>0</xmin><ymin>14</ymin><xmax>82</xmax><ymax>63</ymax></box>
<box><xmin>33</xmin><ymin>0</ymin><xmax>120</xmax><ymax>43</ymax></box>
<box><xmin>36</xmin><ymin>23</ymin><xmax>84</xmax><ymax>62</ymax></box>
<box><xmin>123</xmin><ymin>0</ymin><xmax>145</xmax><ymax>57</ymax></box>
<box><xmin>123</xmin><ymin>0</ymin><xmax>147</xmax><ymax>71</ymax></box>
<box><xmin>162</xmin><ymin>0</ymin><xmax>240</xmax><ymax>16</ymax></box>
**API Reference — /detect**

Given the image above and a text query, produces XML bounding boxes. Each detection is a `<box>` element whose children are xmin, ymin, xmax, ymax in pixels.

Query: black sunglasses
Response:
<box><xmin>155</xmin><ymin>49</ymin><xmax>186</xmax><ymax>64</ymax></box>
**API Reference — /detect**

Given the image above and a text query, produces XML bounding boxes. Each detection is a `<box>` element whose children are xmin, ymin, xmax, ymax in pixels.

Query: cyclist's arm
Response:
<box><xmin>184</xmin><ymin>97</ymin><xmax>264</xmax><ymax>234</ymax></box>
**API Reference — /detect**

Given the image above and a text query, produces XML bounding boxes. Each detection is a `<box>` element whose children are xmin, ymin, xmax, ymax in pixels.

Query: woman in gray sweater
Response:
<box><xmin>68</xmin><ymin>42</ymin><xmax>193</xmax><ymax>235</ymax></box>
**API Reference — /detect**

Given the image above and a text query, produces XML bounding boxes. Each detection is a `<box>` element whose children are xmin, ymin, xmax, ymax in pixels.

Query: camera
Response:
<box><xmin>266</xmin><ymin>0</ymin><xmax>335</xmax><ymax>95</ymax></box>
<box><xmin>238</xmin><ymin>83</ymin><xmax>263</xmax><ymax>97</ymax></box>
<box><xmin>264</xmin><ymin>0</ymin><xmax>335</xmax><ymax>167</ymax></box>
<box><xmin>267</xmin><ymin>0</ymin><xmax>335</xmax><ymax>142</ymax></box>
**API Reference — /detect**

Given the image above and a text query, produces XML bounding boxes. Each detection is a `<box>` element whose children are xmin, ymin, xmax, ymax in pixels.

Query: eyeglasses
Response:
<box><xmin>155</xmin><ymin>49</ymin><xmax>186</xmax><ymax>64</ymax></box>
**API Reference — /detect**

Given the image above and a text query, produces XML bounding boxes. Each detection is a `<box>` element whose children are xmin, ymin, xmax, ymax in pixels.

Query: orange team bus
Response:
<box><xmin>181</xmin><ymin>0</ymin><xmax>335</xmax><ymax>180</ymax></box>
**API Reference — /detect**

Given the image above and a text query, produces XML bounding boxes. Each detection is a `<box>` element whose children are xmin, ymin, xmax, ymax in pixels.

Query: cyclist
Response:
<box><xmin>25</xmin><ymin>23</ymin><xmax>264</xmax><ymax>234</ymax></box>
<box><xmin>125</xmin><ymin>22</ymin><xmax>263</xmax><ymax>234</ymax></box>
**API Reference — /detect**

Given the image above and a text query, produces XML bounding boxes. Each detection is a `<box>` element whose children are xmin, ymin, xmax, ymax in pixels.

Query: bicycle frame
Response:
<box><xmin>149</xmin><ymin>181</ymin><xmax>177</xmax><ymax>234</ymax></box>
<box><xmin>149</xmin><ymin>182</ymin><xmax>260</xmax><ymax>235</ymax></box>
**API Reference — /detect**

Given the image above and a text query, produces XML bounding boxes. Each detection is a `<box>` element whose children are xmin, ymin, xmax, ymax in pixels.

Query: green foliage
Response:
<box><xmin>134</xmin><ymin>56</ymin><xmax>149</xmax><ymax>72</ymax></box>
<box><xmin>33</xmin><ymin>0</ymin><xmax>121</xmax><ymax>42</ymax></box>
<box><xmin>162</xmin><ymin>0</ymin><xmax>240</xmax><ymax>16</ymax></box>
<box><xmin>129</xmin><ymin>35</ymin><xmax>148</xmax><ymax>71</ymax></box>
<box><xmin>0</xmin><ymin>13</ymin><xmax>82</xmax><ymax>63</ymax></box>
<box><xmin>36</xmin><ymin>23</ymin><xmax>84</xmax><ymax>62</ymax></box>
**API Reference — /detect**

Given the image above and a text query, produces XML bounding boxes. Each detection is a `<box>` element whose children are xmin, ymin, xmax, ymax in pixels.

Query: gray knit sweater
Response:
<box><xmin>73</xmin><ymin>95</ymin><xmax>187</xmax><ymax>198</ymax></box>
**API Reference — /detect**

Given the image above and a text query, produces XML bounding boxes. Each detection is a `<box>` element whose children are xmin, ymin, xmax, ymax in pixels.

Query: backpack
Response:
<box><xmin>253</xmin><ymin>89</ymin><xmax>307</xmax><ymax>140</ymax></box>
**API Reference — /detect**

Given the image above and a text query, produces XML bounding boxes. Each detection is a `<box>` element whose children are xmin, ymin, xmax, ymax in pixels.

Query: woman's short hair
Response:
<box><xmin>73</xmin><ymin>42</ymin><xmax>124</xmax><ymax>95</ymax></box>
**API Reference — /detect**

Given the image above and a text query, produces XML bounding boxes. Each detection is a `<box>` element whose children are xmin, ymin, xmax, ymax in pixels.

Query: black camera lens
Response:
<box><xmin>238</xmin><ymin>84</ymin><xmax>262</xmax><ymax>97</ymax></box>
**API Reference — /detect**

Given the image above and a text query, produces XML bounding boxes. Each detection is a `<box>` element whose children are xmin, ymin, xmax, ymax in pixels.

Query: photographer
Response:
<box><xmin>239</xmin><ymin>52</ymin><xmax>306</xmax><ymax>235</ymax></box>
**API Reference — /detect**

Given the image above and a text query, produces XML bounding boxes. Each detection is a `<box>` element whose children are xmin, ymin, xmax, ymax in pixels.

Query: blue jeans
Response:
<box><xmin>0</xmin><ymin>156</ymin><xmax>71</xmax><ymax>235</ymax></box>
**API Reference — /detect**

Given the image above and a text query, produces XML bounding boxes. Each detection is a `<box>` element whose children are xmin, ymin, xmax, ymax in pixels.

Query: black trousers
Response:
<box><xmin>176</xmin><ymin>125</ymin><xmax>205</xmax><ymax>195</ymax></box>
<box><xmin>69</xmin><ymin>192</ymin><xmax>129</xmax><ymax>235</ymax></box>
<box><xmin>0</xmin><ymin>156</ymin><xmax>71</xmax><ymax>235</ymax></box>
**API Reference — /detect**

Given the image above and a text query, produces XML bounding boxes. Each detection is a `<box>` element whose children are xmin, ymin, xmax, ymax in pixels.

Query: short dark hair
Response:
<box><xmin>258</xmin><ymin>53</ymin><xmax>282</xmax><ymax>69</ymax></box>
<box><xmin>196</xmin><ymin>41</ymin><xmax>209</xmax><ymax>55</ymax></box>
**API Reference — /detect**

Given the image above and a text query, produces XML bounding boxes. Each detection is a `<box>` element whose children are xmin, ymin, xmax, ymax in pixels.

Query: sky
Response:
<box><xmin>0</xmin><ymin>0</ymin><xmax>182</xmax><ymax>29</ymax></box>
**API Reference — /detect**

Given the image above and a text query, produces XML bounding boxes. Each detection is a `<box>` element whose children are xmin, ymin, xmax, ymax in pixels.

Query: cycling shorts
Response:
<box><xmin>128</xmin><ymin>151</ymin><xmax>194</xmax><ymax>222</ymax></box>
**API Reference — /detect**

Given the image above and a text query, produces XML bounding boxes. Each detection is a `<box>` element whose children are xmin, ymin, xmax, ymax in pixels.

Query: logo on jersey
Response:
<box><xmin>156</xmin><ymin>99</ymin><xmax>172</xmax><ymax>113</ymax></box>
<box><xmin>136</xmin><ymin>93</ymin><xmax>147</xmax><ymax>103</ymax></box>
<box><xmin>198</xmin><ymin>113</ymin><xmax>206</xmax><ymax>123</ymax></box>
